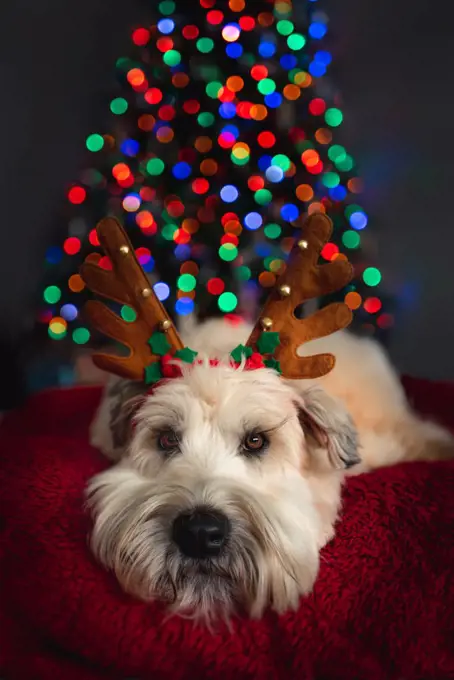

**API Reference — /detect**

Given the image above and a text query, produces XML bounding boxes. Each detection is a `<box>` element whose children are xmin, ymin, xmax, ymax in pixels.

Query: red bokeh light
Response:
<box><xmin>248</xmin><ymin>175</ymin><xmax>265</xmax><ymax>191</ymax></box>
<box><xmin>67</xmin><ymin>186</ymin><xmax>86</xmax><ymax>204</ymax></box>
<box><xmin>257</xmin><ymin>131</ymin><xmax>276</xmax><ymax>148</ymax></box>
<box><xmin>207</xmin><ymin>9</ymin><xmax>224</xmax><ymax>24</ymax></box>
<box><xmin>192</xmin><ymin>178</ymin><xmax>210</xmax><ymax>194</ymax></box>
<box><xmin>364</xmin><ymin>297</ymin><xmax>383</xmax><ymax>314</ymax></box>
<box><xmin>308</xmin><ymin>98</ymin><xmax>327</xmax><ymax>116</ymax></box>
<box><xmin>251</xmin><ymin>65</ymin><xmax>268</xmax><ymax>81</ymax></box>
<box><xmin>239</xmin><ymin>16</ymin><xmax>255</xmax><ymax>31</ymax></box>
<box><xmin>132</xmin><ymin>28</ymin><xmax>150</xmax><ymax>46</ymax></box>
<box><xmin>88</xmin><ymin>229</ymin><xmax>100</xmax><ymax>247</ymax></box>
<box><xmin>63</xmin><ymin>237</ymin><xmax>81</xmax><ymax>255</ymax></box>
<box><xmin>207</xmin><ymin>278</ymin><xmax>225</xmax><ymax>295</ymax></box>
<box><xmin>182</xmin><ymin>24</ymin><xmax>199</xmax><ymax>39</ymax></box>
<box><xmin>183</xmin><ymin>99</ymin><xmax>200</xmax><ymax>114</ymax></box>
<box><xmin>320</xmin><ymin>243</ymin><xmax>339</xmax><ymax>261</ymax></box>
<box><xmin>144</xmin><ymin>88</ymin><xmax>163</xmax><ymax>105</ymax></box>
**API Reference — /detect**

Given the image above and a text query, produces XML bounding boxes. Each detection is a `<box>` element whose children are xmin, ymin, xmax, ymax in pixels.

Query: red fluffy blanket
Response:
<box><xmin>1</xmin><ymin>378</ymin><xmax>454</xmax><ymax>680</ymax></box>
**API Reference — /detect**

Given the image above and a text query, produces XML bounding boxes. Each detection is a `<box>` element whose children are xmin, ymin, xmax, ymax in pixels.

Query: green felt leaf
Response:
<box><xmin>148</xmin><ymin>332</ymin><xmax>171</xmax><ymax>356</ymax></box>
<box><xmin>175</xmin><ymin>347</ymin><xmax>199</xmax><ymax>363</ymax></box>
<box><xmin>144</xmin><ymin>362</ymin><xmax>163</xmax><ymax>385</ymax></box>
<box><xmin>264</xmin><ymin>357</ymin><xmax>282</xmax><ymax>374</ymax></box>
<box><xmin>230</xmin><ymin>344</ymin><xmax>253</xmax><ymax>362</ymax></box>
<box><xmin>257</xmin><ymin>331</ymin><xmax>280</xmax><ymax>355</ymax></box>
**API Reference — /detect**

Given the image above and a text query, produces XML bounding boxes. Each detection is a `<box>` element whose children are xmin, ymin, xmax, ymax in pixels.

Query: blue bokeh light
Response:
<box><xmin>266</xmin><ymin>165</ymin><xmax>284</xmax><ymax>183</ymax></box>
<box><xmin>45</xmin><ymin>246</ymin><xmax>63</xmax><ymax>264</ymax></box>
<box><xmin>154</xmin><ymin>282</ymin><xmax>170</xmax><ymax>301</ymax></box>
<box><xmin>259</xmin><ymin>41</ymin><xmax>276</xmax><ymax>58</ymax></box>
<box><xmin>244</xmin><ymin>212</ymin><xmax>263</xmax><ymax>230</ymax></box>
<box><xmin>309</xmin><ymin>22</ymin><xmax>327</xmax><ymax>39</ymax></box>
<box><xmin>175</xmin><ymin>297</ymin><xmax>195</xmax><ymax>316</ymax></box>
<box><xmin>121</xmin><ymin>139</ymin><xmax>140</xmax><ymax>157</ymax></box>
<box><xmin>226</xmin><ymin>43</ymin><xmax>243</xmax><ymax>58</ymax></box>
<box><xmin>157</xmin><ymin>18</ymin><xmax>175</xmax><ymax>34</ymax></box>
<box><xmin>219</xmin><ymin>102</ymin><xmax>236</xmax><ymax>119</ymax></box>
<box><xmin>329</xmin><ymin>185</ymin><xmax>347</xmax><ymax>201</ymax></box>
<box><xmin>172</xmin><ymin>162</ymin><xmax>192</xmax><ymax>179</ymax></box>
<box><xmin>60</xmin><ymin>304</ymin><xmax>78</xmax><ymax>321</ymax></box>
<box><xmin>315</xmin><ymin>50</ymin><xmax>332</xmax><ymax>65</ymax></box>
<box><xmin>264</xmin><ymin>92</ymin><xmax>283</xmax><ymax>108</ymax></box>
<box><xmin>258</xmin><ymin>154</ymin><xmax>273</xmax><ymax>171</ymax></box>
<box><xmin>350</xmin><ymin>211</ymin><xmax>368</xmax><ymax>230</ymax></box>
<box><xmin>280</xmin><ymin>54</ymin><xmax>297</xmax><ymax>70</ymax></box>
<box><xmin>309</xmin><ymin>61</ymin><xmax>326</xmax><ymax>77</ymax></box>
<box><xmin>281</xmin><ymin>203</ymin><xmax>300</xmax><ymax>222</ymax></box>
<box><xmin>220</xmin><ymin>184</ymin><xmax>239</xmax><ymax>202</ymax></box>
<box><xmin>142</xmin><ymin>256</ymin><xmax>155</xmax><ymax>273</ymax></box>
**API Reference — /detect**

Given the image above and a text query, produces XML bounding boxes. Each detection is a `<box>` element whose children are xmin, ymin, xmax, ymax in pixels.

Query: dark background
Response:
<box><xmin>1</xmin><ymin>0</ymin><xmax>453</xmax><ymax>407</ymax></box>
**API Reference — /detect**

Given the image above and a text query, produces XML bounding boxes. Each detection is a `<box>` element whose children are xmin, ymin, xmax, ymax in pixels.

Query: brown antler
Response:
<box><xmin>80</xmin><ymin>217</ymin><xmax>183</xmax><ymax>381</ymax></box>
<box><xmin>246</xmin><ymin>213</ymin><xmax>353</xmax><ymax>379</ymax></box>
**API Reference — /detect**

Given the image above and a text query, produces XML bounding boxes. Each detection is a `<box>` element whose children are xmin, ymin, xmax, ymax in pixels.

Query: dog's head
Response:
<box><xmin>87</xmin><ymin>360</ymin><xmax>359</xmax><ymax>623</ymax></box>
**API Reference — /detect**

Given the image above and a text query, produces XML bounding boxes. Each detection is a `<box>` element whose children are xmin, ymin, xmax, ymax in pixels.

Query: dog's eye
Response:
<box><xmin>157</xmin><ymin>430</ymin><xmax>179</xmax><ymax>452</ymax></box>
<box><xmin>242</xmin><ymin>432</ymin><xmax>268</xmax><ymax>455</ymax></box>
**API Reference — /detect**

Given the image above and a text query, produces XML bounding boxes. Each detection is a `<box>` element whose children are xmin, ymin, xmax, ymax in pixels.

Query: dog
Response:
<box><xmin>87</xmin><ymin>318</ymin><xmax>453</xmax><ymax>623</ymax></box>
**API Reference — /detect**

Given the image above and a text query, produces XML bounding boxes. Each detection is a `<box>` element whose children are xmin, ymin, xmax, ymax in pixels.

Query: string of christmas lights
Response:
<box><xmin>38</xmin><ymin>0</ymin><xmax>393</xmax><ymax>349</ymax></box>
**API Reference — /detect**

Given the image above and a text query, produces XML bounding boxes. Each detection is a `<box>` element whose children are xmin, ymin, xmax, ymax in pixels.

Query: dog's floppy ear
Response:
<box><xmin>296</xmin><ymin>387</ymin><xmax>361</xmax><ymax>471</ymax></box>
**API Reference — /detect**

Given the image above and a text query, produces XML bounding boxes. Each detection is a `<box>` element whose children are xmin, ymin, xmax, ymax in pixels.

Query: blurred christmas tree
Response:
<box><xmin>37</xmin><ymin>0</ymin><xmax>394</xmax><ymax>373</ymax></box>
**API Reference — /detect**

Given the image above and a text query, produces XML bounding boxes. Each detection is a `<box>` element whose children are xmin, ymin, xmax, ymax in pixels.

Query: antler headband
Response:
<box><xmin>80</xmin><ymin>214</ymin><xmax>353</xmax><ymax>384</ymax></box>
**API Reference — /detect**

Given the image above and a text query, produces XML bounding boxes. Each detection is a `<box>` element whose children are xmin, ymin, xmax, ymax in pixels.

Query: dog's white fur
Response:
<box><xmin>88</xmin><ymin>319</ymin><xmax>453</xmax><ymax>622</ymax></box>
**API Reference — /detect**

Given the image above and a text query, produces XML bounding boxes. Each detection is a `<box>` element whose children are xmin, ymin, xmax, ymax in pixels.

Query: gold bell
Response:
<box><xmin>260</xmin><ymin>317</ymin><xmax>273</xmax><ymax>330</ymax></box>
<box><xmin>119</xmin><ymin>245</ymin><xmax>130</xmax><ymax>255</ymax></box>
<box><xmin>141</xmin><ymin>287</ymin><xmax>152</xmax><ymax>298</ymax></box>
<box><xmin>298</xmin><ymin>239</ymin><xmax>309</xmax><ymax>250</ymax></box>
<box><xmin>159</xmin><ymin>319</ymin><xmax>172</xmax><ymax>332</ymax></box>
<box><xmin>278</xmin><ymin>284</ymin><xmax>291</xmax><ymax>297</ymax></box>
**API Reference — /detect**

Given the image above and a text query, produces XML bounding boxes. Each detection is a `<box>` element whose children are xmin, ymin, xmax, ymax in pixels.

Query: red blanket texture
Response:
<box><xmin>1</xmin><ymin>377</ymin><xmax>454</xmax><ymax>680</ymax></box>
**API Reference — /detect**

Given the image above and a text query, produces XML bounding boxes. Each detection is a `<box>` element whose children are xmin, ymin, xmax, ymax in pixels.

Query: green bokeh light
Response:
<box><xmin>321</xmin><ymin>172</ymin><xmax>340</xmax><ymax>188</ymax></box>
<box><xmin>121</xmin><ymin>306</ymin><xmax>137</xmax><ymax>323</ymax></box>
<box><xmin>342</xmin><ymin>230</ymin><xmax>361</xmax><ymax>249</ymax></box>
<box><xmin>257</xmin><ymin>78</ymin><xmax>276</xmax><ymax>95</ymax></box>
<box><xmin>159</xmin><ymin>0</ymin><xmax>175</xmax><ymax>15</ymax></box>
<box><xmin>335</xmin><ymin>154</ymin><xmax>354</xmax><ymax>172</ymax></box>
<box><xmin>177</xmin><ymin>273</ymin><xmax>197</xmax><ymax>292</ymax></box>
<box><xmin>198</xmin><ymin>112</ymin><xmax>215</xmax><ymax>127</ymax></box>
<box><xmin>345</xmin><ymin>204</ymin><xmax>363</xmax><ymax>219</ymax></box>
<box><xmin>146</xmin><ymin>158</ymin><xmax>165</xmax><ymax>175</ymax></box>
<box><xmin>197</xmin><ymin>38</ymin><xmax>214</xmax><ymax>53</ymax></box>
<box><xmin>234</xmin><ymin>266</ymin><xmax>251</xmax><ymax>281</ymax></box>
<box><xmin>206</xmin><ymin>81</ymin><xmax>223</xmax><ymax>98</ymax></box>
<box><xmin>363</xmin><ymin>267</ymin><xmax>382</xmax><ymax>287</ymax></box>
<box><xmin>264</xmin><ymin>223</ymin><xmax>282</xmax><ymax>239</ymax></box>
<box><xmin>277</xmin><ymin>20</ymin><xmax>294</xmax><ymax>35</ymax></box>
<box><xmin>218</xmin><ymin>292</ymin><xmax>238</xmax><ymax>313</ymax></box>
<box><xmin>73</xmin><ymin>327</ymin><xmax>91</xmax><ymax>344</ymax></box>
<box><xmin>325</xmin><ymin>108</ymin><xmax>343</xmax><ymax>127</ymax></box>
<box><xmin>163</xmin><ymin>50</ymin><xmax>181</xmax><ymax>67</ymax></box>
<box><xmin>43</xmin><ymin>285</ymin><xmax>62</xmax><ymax>304</ymax></box>
<box><xmin>287</xmin><ymin>33</ymin><xmax>306</xmax><ymax>50</ymax></box>
<box><xmin>219</xmin><ymin>244</ymin><xmax>238</xmax><ymax>262</ymax></box>
<box><xmin>254</xmin><ymin>189</ymin><xmax>273</xmax><ymax>205</ymax></box>
<box><xmin>328</xmin><ymin>144</ymin><xmax>346</xmax><ymax>163</ymax></box>
<box><xmin>264</xmin><ymin>256</ymin><xmax>274</xmax><ymax>271</ymax></box>
<box><xmin>86</xmin><ymin>134</ymin><xmax>104</xmax><ymax>152</ymax></box>
<box><xmin>272</xmin><ymin>154</ymin><xmax>291</xmax><ymax>171</ymax></box>
<box><xmin>110</xmin><ymin>97</ymin><xmax>128</xmax><ymax>115</ymax></box>
<box><xmin>48</xmin><ymin>327</ymin><xmax>66</xmax><ymax>340</ymax></box>
<box><xmin>162</xmin><ymin>223</ymin><xmax>177</xmax><ymax>240</ymax></box>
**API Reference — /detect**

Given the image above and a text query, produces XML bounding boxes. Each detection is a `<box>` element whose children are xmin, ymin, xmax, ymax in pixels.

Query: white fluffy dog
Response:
<box><xmin>88</xmin><ymin>318</ymin><xmax>453</xmax><ymax>622</ymax></box>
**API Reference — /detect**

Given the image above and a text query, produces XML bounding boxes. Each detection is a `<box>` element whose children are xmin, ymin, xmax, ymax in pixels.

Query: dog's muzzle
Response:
<box><xmin>172</xmin><ymin>508</ymin><xmax>230</xmax><ymax>559</ymax></box>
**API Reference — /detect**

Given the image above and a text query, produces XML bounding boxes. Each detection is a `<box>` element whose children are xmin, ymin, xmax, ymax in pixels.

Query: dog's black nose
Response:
<box><xmin>172</xmin><ymin>509</ymin><xmax>230</xmax><ymax>558</ymax></box>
